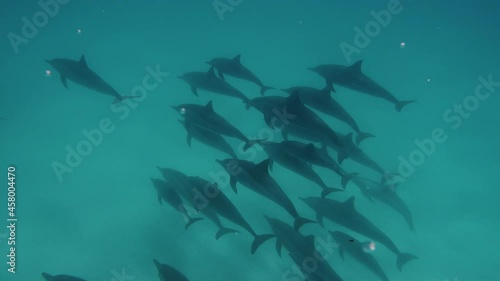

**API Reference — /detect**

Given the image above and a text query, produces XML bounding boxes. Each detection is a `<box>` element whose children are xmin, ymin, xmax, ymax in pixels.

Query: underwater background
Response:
<box><xmin>1</xmin><ymin>0</ymin><xmax>500</xmax><ymax>280</ymax></box>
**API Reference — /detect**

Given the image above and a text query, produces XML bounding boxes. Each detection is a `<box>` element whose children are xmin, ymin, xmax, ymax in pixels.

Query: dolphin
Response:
<box><xmin>45</xmin><ymin>55</ymin><xmax>139</xmax><ymax>103</ymax></box>
<box><xmin>172</xmin><ymin>101</ymin><xmax>263</xmax><ymax>151</ymax></box>
<box><xmin>282</xmin><ymin>86</ymin><xmax>374</xmax><ymax>144</ymax></box>
<box><xmin>280</xmin><ymin>140</ymin><xmax>358</xmax><ymax>189</ymax></box>
<box><xmin>308</xmin><ymin>60</ymin><xmax>416</xmax><ymax>112</ymax></box>
<box><xmin>330</xmin><ymin>231</ymin><xmax>389</xmax><ymax>281</ymax></box>
<box><xmin>178</xmin><ymin>66</ymin><xmax>250</xmax><ymax>101</ymax></box>
<box><xmin>153</xmin><ymin>259</ymin><xmax>190</xmax><ymax>281</ymax></box>
<box><xmin>207</xmin><ymin>54</ymin><xmax>273</xmax><ymax>95</ymax></box>
<box><xmin>41</xmin><ymin>273</ymin><xmax>87</xmax><ymax>281</ymax></box>
<box><xmin>187</xmin><ymin>176</ymin><xmax>275</xmax><ymax>253</ymax></box>
<box><xmin>350</xmin><ymin>176</ymin><xmax>415</xmax><ymax>232</ymax></box>
<box><xmin>301</xmin><ymin>196</ymin><xmax>417</xmax><ymax>271</ymax></box>
<box><xmin>150</xmin><ymin>178</ymin><xmax>204</xmax><ymax>229</ymax></box>
<box><xmin>263</xmin><ymin>217</ymin><xmax>344</xmax><ymax>281</ymax></box>
<box><xmin>178</xmin><ymin>119</ymin><xmax>238</xmax><ymax>159</ymax></box>
<box><xmin>216</xmin><ymin>158</ymin><xmax>315</xmax><ymax>230</ymax></box>
<box><xmin>258</xmin><ymin>141</ymin><xmax>342</xmax><ymax>198</ymax></box>
<box><xmin>156</xmin><ymin>167</ymin><xmax>238</xmax><ymax>239</ymax></box>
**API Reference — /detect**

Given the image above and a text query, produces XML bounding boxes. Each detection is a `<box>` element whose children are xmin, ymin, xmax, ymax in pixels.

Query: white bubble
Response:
<box><xmin>180</xmin><ymin>108</ymin><xmax>186</xmax><ymax>115</ymax></box>
<box><xmin>362</xmin><ymin>241</ymin><xmax>376</xmax><ymax>253</ymax></box>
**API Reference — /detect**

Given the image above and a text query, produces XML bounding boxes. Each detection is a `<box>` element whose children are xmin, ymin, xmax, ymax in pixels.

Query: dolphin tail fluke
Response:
<box><xmin>321</xmin><ymin>187</ymin><xmax>343</xmax><ymax>199</ymax></box>
<box><xmin>243</xmin><ymin>138</ymin><xmax>267</xmax><ymax>151</ymax></box>
<box><xmin>184</xmin><ymin>217</ymin><xmax>204</xmax><ymax>230</ymax></box>
<box><xmin>260</xmin><ymin>85</ymin><xmax>273</xmax><ymax>95</ymax></box>
<box><xmin>215</xmin><ymin>227</ymin><xmax>239</xmax><ymax>240</ymax></box>
<box><xmin>355</xmin><ymin>132</ymin><xmax>375</xmax><ymax>145</ymax></box>
<box><xmin>395</xmin><ymin>100</ymin><xmax>417</xmax><ymax>112</ymax></box>
<box><xmin>251</xmin><ymin>234</ymin><xmax>275</xmax><ymax>254</ymax></box>
<box><xmin>396</xmin><ymin>253</ymin><xmax>418</xmax><ymax>271</ymax></box>
<box><xmin>341</xmin><ymin>172</ymin><xmax>359</xmax><ymax>189</ymax></box>
<box><xmin>113</xmin><ymin>96</ymin><xmax>141</xmax><ymax>104</ymax></box>
<box><xmin>293</xmin><ymin>217</ymin><xmax>316</xmax><ymax>231</ymax></box>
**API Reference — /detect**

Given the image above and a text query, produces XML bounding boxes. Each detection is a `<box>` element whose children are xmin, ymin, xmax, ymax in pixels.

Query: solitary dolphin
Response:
<box><xmin>45</xmin><ymin>55</ymin><xmax>139</xmax><ymax>103</ymax></box>
<box><xmin>150</xmin><ymin>178</ymin><xmax>204</xmax><ymax>229</ymax></box>
<box><xmin>217</xmin><ymin>158</ymin><xmax>314</xmax><ymax>230</ymax></box>
<box><xmin>258</xmin><ymin>141</ymin><xmax>342</xmax><ymax>198</ymax></box>
<box><xmin>157</xmin><ymin>167</ymin><xmax>238</xmax><ymax>239</ymax></box>
<box><xmin>178</xmin><ymin>66</ymin><xmax>250</xmax><ymax>101</ymax></box>
<box><xmin>263</xmin><ymin>217</ymin><xmax>344</xmax><ymax>281</ymax></box>
<box><xmin>207</xmin><ymin>54</ymin><xmax>273</xmax><ymax>95</ymax></box>
<box><xmin>350</xmin><ymin>176</ymin><xmax>415</xmax><ymax>232</ymax></box>
<box><xmin>282</xmin><ymin>86</ymin><xmax>374</xmax><ymax>144</ymax></box>
<box><xmin>330</xmin><ymin>231</ymin><xmax>389</xmax><ymax>281</ymax></box>
<box><xmin>188</xmin><ymin>176</ymin><xmax>275</xmax><ymax>253</ymax></box>
<box><xmin>41</xmin><ymin>273</ymin><xmax>87</xmax><ymax>281</ymax></box>
<box><xmin>280</xmin><ymin>140</ymin><xmax>358</xmax><ymax>189</ymax></box>
<box><xmin>308</xmin><ymin>60</ymin><xmax>416</xmax><ymax>111</ymax></box>
<box><xmin>153</xmin><ymin>259</ymin><xmax>190</xmax><ymax>281</ymax></box>
<box><xmin>172</xmin><ymin>101</ymin><xmax>263</xmax><ymax>151</ymax></box>
<box><xmin>178</xmin><ymin>119</ymin><xmax>238</xmax><ymax>159</ymax></box>
<box><xmin>301</xmin><ymin>196</ymin><xmax>417</xmax><ymax>271</ymax></box>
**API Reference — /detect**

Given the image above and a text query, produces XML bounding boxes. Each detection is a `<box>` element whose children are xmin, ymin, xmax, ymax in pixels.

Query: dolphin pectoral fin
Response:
<box><xmin>60</xmin><ymin>75</ymin><xmax>68</xmax><ymax>89</ymax></box>
<box><xmin>396</xmin><ymin>253</ymin><xmax>418</xmax><ymax>271</ymax></box>
<box><xmin>251</xmin><ymin>234</ymin><xmax>275</xmax><ymax>255</ymax></box>
<box><xmin>230</xmin><ymin>176</ymin><xmax>237</xmax><ymax>193</ymax></box>
<box><xmin>157</xmin><ymin>193</ymin><xmax>162</xmax><ymax>206</ymax></box>
<box><xmin>215</xmin><ymin>228</ymin><xmax>239</xmax><ymax>240</ymax></box>
<box><xmin>341</xmin><ymin>173</ymin><xmax>359</xmax><ymax>189</ymax></box>
<box><xmin>216</xmin><ymin>69</ymin><xmax>225</xmax><ymax>80</ymax></box>
<box><xmin>276</xmin><ymin>239</ymin><xmax>283</xmax><ymax>257</ymax></box>
<box><xmin>316</xmin><ymin>212</ymin><xmax>324</xmax><ymax>227</ymax></box>
<box><xmin>191</xmin><ymin>86</ymin><xmax>199</xmax><ymax>97</ymax></box>
<box><xmin>338</xmin><ymin>246</ymin><xmax>345</xmax><ymax>260</ymax></box>
<box><xmin>355</xmin><ymin>132</ymin><xmax>375</xmax><ymax>145</ymax></box>
<box><xmin>395</xmin><ymin>100</ymin><xmax>417</xmax><ymax>112</ymax></box>
<box><xmin>294</xmin><ymin>217</ymin><xmax>316</xmax><ymax>231</ymax></box>
<box><xmin>185</xmin><ymin>217</ymin><xmax>204</xmax><ymax>230</ymax></box>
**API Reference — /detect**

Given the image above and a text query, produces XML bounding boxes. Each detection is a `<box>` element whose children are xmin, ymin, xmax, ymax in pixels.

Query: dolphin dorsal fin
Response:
<box><xmin>233</xmin><ymin>54</ymin><xmax>241</xmax><ymax>63</ymax></box>
<box><xmin>347</xmin><ymin>60</ymin><xmax>363</xmax><ymax>76</ymax></box>
<box><xmin>79</xmin><ymin>55</ymin><xmax>88</xmax><ymax>68</ymax></box>
<box><xmin>207</xmin><ymin>66</ymin><xmax>217</xmax><ymax>78</ymax></box>
<box><xmin>343</xmin><ymin>196</ymin><xmax>356</xmax><ymax>209</ymax></box>
<box><xmin>319</xmin><ymin>85</ymin><xmax>333</xmax><ymax>97</ymax></box>
<box><xmin>342</xmin><ymin>133</ymin><xmax>355</xmax><ymax>145</ymax></box>
<box><xmin>256</xmin><ymin>158</ymin><xmax>270</xmax><ymax>174</ymax></box>
<box><xmin>205</xmin><ymin>101</ymin><xmax>214</xmax><ymax>111</ymax></box>
<box><xmin>286</xmin><ymin>92</ymin><xmax>302</xmax><ymax>113</ymax></box>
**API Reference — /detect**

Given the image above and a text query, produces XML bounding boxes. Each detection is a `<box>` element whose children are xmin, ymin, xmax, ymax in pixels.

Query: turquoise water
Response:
<box><xmin>1</xmin><ymin>0</ymin><xmax>499</xmax><ymax>280</ymax></box>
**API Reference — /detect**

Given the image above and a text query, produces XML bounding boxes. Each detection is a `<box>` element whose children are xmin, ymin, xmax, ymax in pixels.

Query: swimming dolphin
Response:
<box><xmin>172</xmin><ymin>101</ymin><xmax>263</xmax><ymax>151</ymax></box>
<box><xmin>308</xmin><ymin>60</ymin><xmax>416</xmax><ymax>112</ymax></box>
<box><xmin>301</xmin><ymin>196</ymin><xmax>417</xmax><ymax>271</ymax></box>
<box><xmin>45</xmin><ymin>55</ymin><xmax>139</xmax><ymax>103</ymax></box>
<box><xmin>282</xmin><ymin>86</ymin><xmax>374</xmax><ymax>144</ymax></box>
<box><xmin>216</xmin><ymin>158</ymin><xmax>315</xmax><ymax>230</ymax></box>
<box><xmin>150</xmin><ymin>178</ymin><xmax>204</xmax><ymax>229</ymax></box>
<box><xmin>157</xmin><ymin>167</ymin><xmax>238</xmax><ymax>239</ymax></box>
<box><xmin>41</xmin><ymin>273</ymin><xmax>87</xmax><ymax>281</ymax></box>
<box><xmin>280</xmin><ymin>140</ymin><xmax>358</xmax><ymax>189</ymax></box>
<box><xmin>263</xmin><ymin>217</ymin><xmax>344</xmax><ymax>281</ymax></box>
<box><xmin>258</xmin><ymin>141</ymin><xmax>342</xmax><ymax>198</ymax></box>
<box><xmin>187</xmin><ymin>176</ymin><xmax>274</xmax><ymax>253</ymax></box>
<box><xmin>330</xmin><ymin>231</ymin><xmax>389</xmax><ymax>281</ymax></box>
<box><xmin>153</xmin><ymin>259</ymin><xmax>190</xmax><ymax>281</ymax></box>
<box><xmin>349</xmin><ymin>176</ymin><xmax>415</xmax><ymax>232</ymax></box>
<box><xmin>178</xmin><ymin>119</ymin><xmax>238</xmax><ymax>159</ymax></box>
<box><xmin>207</xmin><ymin>54</ymin><xmax>273</xmax><ymax>95</ymax></box>
<box><xmin>178</xmin><ymin>66</ymin><xmax>250</xmax><ymax>101</ymax></box>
